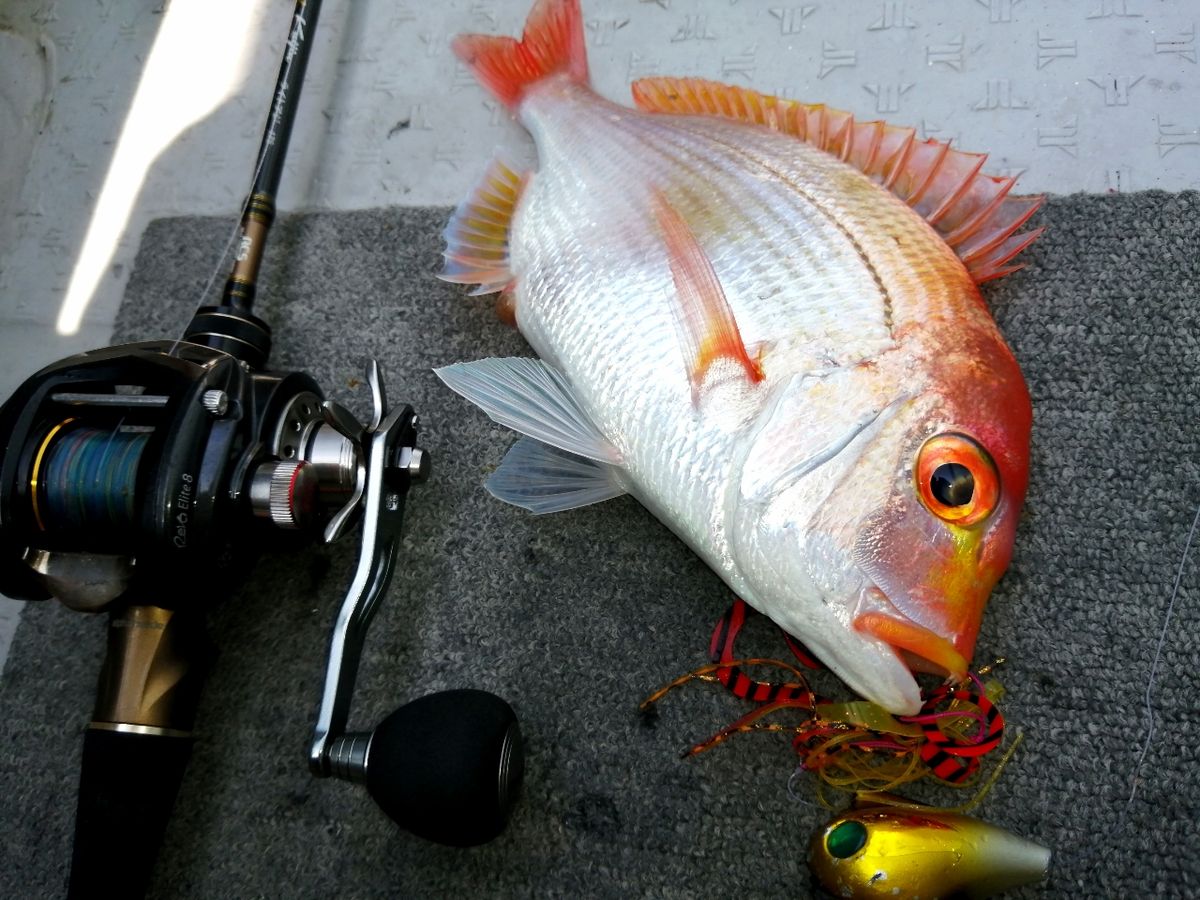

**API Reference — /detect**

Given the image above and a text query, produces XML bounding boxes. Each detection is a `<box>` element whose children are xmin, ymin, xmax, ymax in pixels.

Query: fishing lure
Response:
<box><xmin>810</xmin><ymin>797</ymin><xmax>1050</xmax><ymax>899</ymax></box>
<box><xmin>643</xmin><ymin>600</ymin><xmax>1008</xmax><ymax>793</ymax></box>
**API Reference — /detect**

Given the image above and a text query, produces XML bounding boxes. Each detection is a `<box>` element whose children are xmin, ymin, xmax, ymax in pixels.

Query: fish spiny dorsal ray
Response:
<box><xmin>631</xmin><ymin>77</ymin><xmax>1044</xmax><ymax>285</ymax></box>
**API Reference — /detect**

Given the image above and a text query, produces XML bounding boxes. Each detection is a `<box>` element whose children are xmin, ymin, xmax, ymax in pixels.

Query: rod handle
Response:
<box><xmin>68</xmin><ymin>728</ymin><xmax>194</xmax><ymax>899</ymax></box>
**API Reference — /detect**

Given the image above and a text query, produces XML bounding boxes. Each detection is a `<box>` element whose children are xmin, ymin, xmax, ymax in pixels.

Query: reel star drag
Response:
<box><xmin>0</xmin><ymin>2</ymin><xmax>522</xmax><ymax>896</ymax></box>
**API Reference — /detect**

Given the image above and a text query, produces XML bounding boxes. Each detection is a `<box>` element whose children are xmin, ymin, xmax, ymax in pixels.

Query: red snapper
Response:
<box><xmin>435</xmin><ymin>0</ymin><xmax>1038</xmax><ymax>715</ymax></box>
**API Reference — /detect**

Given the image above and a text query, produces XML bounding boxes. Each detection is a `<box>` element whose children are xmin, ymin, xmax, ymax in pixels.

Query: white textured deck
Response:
<box><xmin>1</xmin><ymin>0</ymin><xmax>1198</xmax><ymax>669</ymax></box>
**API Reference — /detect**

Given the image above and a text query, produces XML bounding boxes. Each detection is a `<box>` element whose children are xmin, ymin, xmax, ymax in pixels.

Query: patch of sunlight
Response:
<box><xmin>55</xmin><ymin>0</ymin><xmax>268</xmax><ymax>335</ymax></box>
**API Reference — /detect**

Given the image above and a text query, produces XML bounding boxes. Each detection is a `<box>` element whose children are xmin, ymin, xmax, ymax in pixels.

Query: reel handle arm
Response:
<box><xmin>309</xmin><ymin>399</ymin><xmax>415</xmax><ymax>774</ymax></box>
<box><xmin>306</xmin><ymin>365</ymin><xmax>523</xmax><ymax>846</ymax></box>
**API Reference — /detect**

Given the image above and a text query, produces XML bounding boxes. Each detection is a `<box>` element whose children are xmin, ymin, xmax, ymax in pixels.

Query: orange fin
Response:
<box><xmin>632</xmin><ymin>77</ymin><xmax>1043</xmax><ymax>284</ymax></box>
<box><xmin>452</xmin><ymin>0</ymin><xmax>588</xmax><ymax>110</ymax></box>
<box><xmin>439</xmin><ymin>158</ymin><xmax>527</xmax><ymax>297</ymax></box>
<box><xmin>652</xmin><ymin>189</ymin><xmax>764</xmax><ymax>397</ymax></box>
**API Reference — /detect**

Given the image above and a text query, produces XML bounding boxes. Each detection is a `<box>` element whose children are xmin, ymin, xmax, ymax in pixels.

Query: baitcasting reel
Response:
<box><xmin>0</xmin><ymin>1</ymin><xmax>522</xmax><ymax>895</ymax></box>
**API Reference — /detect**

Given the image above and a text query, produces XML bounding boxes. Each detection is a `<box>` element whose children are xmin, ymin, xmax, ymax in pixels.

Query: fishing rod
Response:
<box><xmin>0</xmin><ymin>1</ymin><xmax>522</xmax><ymax>894</ymax></box>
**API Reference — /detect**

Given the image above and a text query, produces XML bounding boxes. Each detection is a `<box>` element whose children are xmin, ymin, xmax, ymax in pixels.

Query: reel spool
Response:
<box><xmin>30</xmin><ymin>421</ymin><xmax>151</xmax><ymax>537</ymax></box>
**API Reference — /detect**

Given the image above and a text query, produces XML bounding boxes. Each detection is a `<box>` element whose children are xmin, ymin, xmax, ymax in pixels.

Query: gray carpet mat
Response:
<box><xmin>2</xmin><ymin>194</ymin><xmax>1198</xmax><ymax>898</ymax></box>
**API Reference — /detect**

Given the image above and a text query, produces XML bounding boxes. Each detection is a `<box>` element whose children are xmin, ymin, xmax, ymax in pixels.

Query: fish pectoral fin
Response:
<box><xmin>632</xmin><ymin>77</ymin><xmax>1042</xmax><ymax>285</ymax></box>
<box><xmin>487</xmin><ymin>438</ymin><xmax>627</xmax><ymax>514</ymax></box>
<box><xmin>434</xmin><ymin>357</ymin><xmax>622</xmax><ymax>464</ymax></box>
<box><xmin>438</xmin><ymin>156</ymin><xmax>528</xmax><ymax>297</ymax></box>
<box><xmin>652</xmin><ymin>189</ymin><xmax>764</xmax><ymax>401</ymax></box>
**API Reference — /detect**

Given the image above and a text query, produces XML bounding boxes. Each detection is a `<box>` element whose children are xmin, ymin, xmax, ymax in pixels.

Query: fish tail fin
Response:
<box><xmin>452</xmin><ymin>0</ymin><xmax>589</xmax><ymax>110</ymax></box>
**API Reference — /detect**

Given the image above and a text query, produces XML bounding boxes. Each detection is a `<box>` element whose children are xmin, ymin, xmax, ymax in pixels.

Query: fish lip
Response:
<box><xmin>853</xmin><ymin>588</ymin><xmax>969</xmax><ymax>681</ymax></box>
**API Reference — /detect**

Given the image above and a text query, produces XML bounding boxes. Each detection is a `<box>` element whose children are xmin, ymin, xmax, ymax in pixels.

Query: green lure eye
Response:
<box><xmin>826</xmin><ymin>820</ymin><xmax>868</xmax><ymax>858</ymax></box>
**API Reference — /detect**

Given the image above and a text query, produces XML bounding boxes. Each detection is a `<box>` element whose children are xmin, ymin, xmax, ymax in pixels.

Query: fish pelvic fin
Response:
<box><xmin>652</xmin><ymin>189</ymin><xmax>764</xmax><ymax>400</ymax></box>
<box><xmin>632</xmin><ymin>77</ymin><xmax>1042</xmax><ymax>285</ymax></box>
<box><xmin>439</xmin><ymin>157</ymin><xmax>527</xmax><ymax>297</ymax></box>
<box><xmin>434</xmin><ymin>357</ymin><xmax>622</xmax><ymax>464</ymax></box>
<box><xmin>452</xmin><ymin>0</ymin><xmax>588</xmax><ymax>111</ymax></box>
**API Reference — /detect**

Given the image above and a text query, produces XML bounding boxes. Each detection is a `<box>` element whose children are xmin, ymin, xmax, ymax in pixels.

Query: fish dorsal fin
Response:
<box><xmin>652</xmin><ymin>189</ymin><xmax>764</xmax><ymax>398</ymax></box>
<box><xmin>632</xmin><ymin>77</ymin><xmax>1043</xmax><ymax>284</ymax></box>
<box><xmin>434</xmin><ymin>357</ymin><xmax>622</xmax><ymax>464</ymax></box>
<box><xmin>438</xmin><ymin>158</ymin><xmax>527</xmax><ymax>296</ymax></box>
<box><xmin>486</xmin><ymin>438</ymin><xmax>626</xmax><ymax>514</ymax></box>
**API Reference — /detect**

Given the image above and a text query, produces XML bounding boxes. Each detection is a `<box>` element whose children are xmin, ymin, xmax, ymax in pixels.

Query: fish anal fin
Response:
<box><xmin>651</xmin><ymin>189</ymin><xmax>764</xmax><ymax>397</ymax></box>
<box><xmin>632</xmin><ymin>76</ymin><xmax>1042</xmax><ymax>285</ymax></box>
<box><xmin>439</xmin><ymin>159</ymin><xmax>528</xmax><ymax>297</ymax></box>
<box><xmin>486</xmin><ymin>438</ymin><xmax>626</xmax><ymax>514</ymax></box>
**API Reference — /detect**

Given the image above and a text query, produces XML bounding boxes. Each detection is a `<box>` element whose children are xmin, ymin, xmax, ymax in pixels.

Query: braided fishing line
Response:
<box><xmin>37</xmin><ymin>423</ymin><xmax>149</xmax><ymax>533</ymax></box>
<box><xmin>1124</xmin><ymin>495</ymin><xmax>1200</xmax><ymax>815</ymax></box>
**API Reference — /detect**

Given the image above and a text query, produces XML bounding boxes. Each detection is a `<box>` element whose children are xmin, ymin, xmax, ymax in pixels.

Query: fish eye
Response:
<box><xmin>915</xmin><ymin>434</ymin><xmax>999</xmax><ymax>526</ymax></box>
<box><xmin>931</xmin><ymin>462</ymin><xmax>974</xmax><ymax>506</ymax></box>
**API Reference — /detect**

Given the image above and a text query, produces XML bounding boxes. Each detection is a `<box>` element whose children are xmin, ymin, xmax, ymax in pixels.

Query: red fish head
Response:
<box><xmin>728</xmin><ymin>331</ymin><xmax>1030</xmax><ymax>715</ymax></box>
<box><xmin>852</xmin><ymin>336</ymin><xmax>1032</xmax><ymax>691</ymax></box>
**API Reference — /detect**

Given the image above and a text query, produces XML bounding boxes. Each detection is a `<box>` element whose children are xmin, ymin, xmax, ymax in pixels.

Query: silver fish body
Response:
<box><xmin>439</xmin><ymin>0</ymin><xmax>1035</xmax><ymax>716</ymax></box>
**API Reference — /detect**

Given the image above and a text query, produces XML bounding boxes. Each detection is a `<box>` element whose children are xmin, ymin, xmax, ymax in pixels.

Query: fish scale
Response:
<box><xmin>438</xmin><ymin>0</ymin><xmax>1035</xmax><ymax>715</ymax></box>
<box><xmin>521</xmin><ymin>86</ymin><xmax>900</xmax><ymax>360</ymax></box>
<box><xmin>512</xmin><ymin>83</ymin><xmax>931</xmax><ymax>558</ymax></box>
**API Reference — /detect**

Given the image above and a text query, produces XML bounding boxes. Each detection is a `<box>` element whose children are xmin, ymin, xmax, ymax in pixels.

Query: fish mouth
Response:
<box><xmin>854</xmin><ymin>588</ymin><xmax>968</xmax><ymax>681</ymax></box>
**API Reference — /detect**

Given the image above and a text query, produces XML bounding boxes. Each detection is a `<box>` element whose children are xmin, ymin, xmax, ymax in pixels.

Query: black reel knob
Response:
<box><xmin>329</xmin><ymin>689</ymin><xmax>523</xmax><ymax>847</ymax></box>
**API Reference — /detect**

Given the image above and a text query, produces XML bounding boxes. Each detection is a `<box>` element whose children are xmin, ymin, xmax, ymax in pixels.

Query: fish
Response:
<box><xmin>434</xmin><ymin>0</ymin><xmax>1036</xmax><ymax>715</ymax></box>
